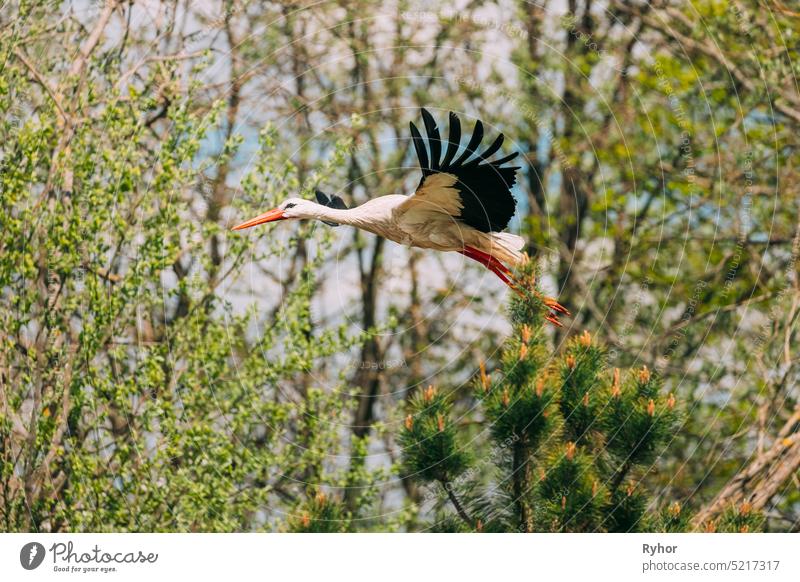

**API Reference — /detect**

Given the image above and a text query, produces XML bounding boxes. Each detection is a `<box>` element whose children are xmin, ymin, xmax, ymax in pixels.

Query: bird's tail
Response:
<box><xmin>487</xmin><ymin>232</ymin><xmax>526</xmax><ymax>266</ymax></box>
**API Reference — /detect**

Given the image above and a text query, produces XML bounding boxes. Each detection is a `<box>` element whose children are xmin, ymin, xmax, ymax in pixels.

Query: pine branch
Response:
<box><xmin>692</xmin><ymin>408</ymin><xmax>800</xmax><ymax>528</ymax></box>
<box><xmin>512</xmin><ymin>441</ymin><xmax>532</xmax><ymax>532</ymax></box>
<box><xmin>441</xmin><ymin>480</ymin><xmax>473</xmax><ymax>527</ymax></box>
<box><xmin>610</xmin><ymin>459</ymin><xmax>632</xmax><ymax>493</ymax></box>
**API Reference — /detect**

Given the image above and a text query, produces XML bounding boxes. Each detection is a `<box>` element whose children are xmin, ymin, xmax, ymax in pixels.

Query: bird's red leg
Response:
<box><xmin>464</xmin><ymin>246</ymin><xmax>513</xmax><ymax>276</ymax></box>
<box><xmin>463</xmin><ymin>247</ymin><xmax>526</xmax><ymax>296</ymax></box>
<box><xmin>460</xmin><ymin>248</ymin><xmax>523</xmax><ymax>295</ymax></box>
<box><xmin>542</xmin><ymin>296</ymin><xmax>570</xmax><ymax>315</ymax></box>
<box><xmin>486</xmin><ymin>263</ymin><xmax>520</xmax><ymax>293</ymax></box>
<box><xmin>463</xmin><ymin>246</ymin><xmax>570</xmax><ymax>326</ymax></box>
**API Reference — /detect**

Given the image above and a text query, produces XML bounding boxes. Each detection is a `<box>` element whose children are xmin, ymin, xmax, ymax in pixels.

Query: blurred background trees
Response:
<box><xmin>1</xmin><ymin>0</ymin><xmax>798</xmax><ymax>531</ymax></box>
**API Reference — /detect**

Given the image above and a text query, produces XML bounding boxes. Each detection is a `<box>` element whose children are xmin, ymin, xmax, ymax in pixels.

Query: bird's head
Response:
<box><xmin>231</xmin><ymin>197</ymin><xmax>318</xmax><ymax>231</ymax></box>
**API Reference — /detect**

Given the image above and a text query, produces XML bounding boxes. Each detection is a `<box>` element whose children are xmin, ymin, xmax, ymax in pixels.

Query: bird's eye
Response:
<box><xmin>285</xmin><ymin>203</ymin><xmax>296</xmax><ymax>209</ymax></box>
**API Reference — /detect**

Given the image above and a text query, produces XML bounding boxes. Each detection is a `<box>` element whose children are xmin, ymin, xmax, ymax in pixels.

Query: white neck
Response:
<box><xmin>308</xmin><ymin>204</ymin><xmax>358</xmax><ymax>225</ymax></box>
<box><xmin>302</xmin><ymin>196</ymin><xmax>404</xmax><ymax>229</ymax></box>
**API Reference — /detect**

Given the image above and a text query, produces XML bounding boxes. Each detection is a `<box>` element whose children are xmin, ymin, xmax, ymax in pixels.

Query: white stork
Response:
<box><xmin>232</xmin><ymin>109</ymin><xmax>569</xmax><ymax>325</ymax></box>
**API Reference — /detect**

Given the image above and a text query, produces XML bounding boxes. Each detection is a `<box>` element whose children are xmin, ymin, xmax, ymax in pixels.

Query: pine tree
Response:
<box><xmin>399</xmin><ymin>259</ymin><xmax>758</xmax><ymax>532</ymax></box>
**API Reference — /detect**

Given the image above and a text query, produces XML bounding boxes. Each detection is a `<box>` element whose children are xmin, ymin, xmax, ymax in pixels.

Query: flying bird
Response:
<box><xmin>232</xmin><ymin>109</ymin><xmax>569</xmax><ymax>325</ymax></box>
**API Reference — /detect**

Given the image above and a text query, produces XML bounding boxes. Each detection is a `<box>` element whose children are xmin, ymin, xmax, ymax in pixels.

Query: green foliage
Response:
<box><xmin>0</xmin><ymin>9</ymin><xmax>380</xmax><ymax>532</ymax></box>
<box><xmin>605</xmin><ymin>488</ymin><xmax>651</xmax><ymax>533</ymax></box>
<box><xmin>558</xmin><ymin>333</ymin><xmax>606</xmax><ymax>445</ymax></box>
<box><xmin>658</xmin><ymin>502</ymin><xmax>693</xmax><ymax>533</ymax></box>
<box><xmin>604</xmin><ymin>368</ymin><xmax>677</xmax><ymax>469</ymax></box>
<box><xmin>286</xmin><ymin>491</ymin><xmax>350</xmax><ymax>533</ymax></box>
<box><xmin>713</xmin><ymin>503</ymin><xmax>767</xmax><ymax>534</ymax></box>
<box><xmin>399</xmin><ymin>387</ymin><xmax>469</xmax><ymax>484</ymax></box>
<box><xmin>537</xmin><ymin>444</ymin><xmax>606</xmax><ymax>532</ymax></box>
<box><xmin>400</xmin><ymin>263</ymin><xmax>749</xmax><ymax>532</ymax></box>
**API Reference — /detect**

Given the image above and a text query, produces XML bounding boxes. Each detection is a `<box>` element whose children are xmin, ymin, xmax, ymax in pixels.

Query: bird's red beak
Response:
<box><xmin>231</xmin><ymin>208</ymin><xmax>287</xmax><ymax>231</ymax></box>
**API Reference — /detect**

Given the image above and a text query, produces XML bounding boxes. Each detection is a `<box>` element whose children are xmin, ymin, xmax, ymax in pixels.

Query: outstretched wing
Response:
<box><xmin>402</xmin><ymin>109</ymin><xmax>520</xmax><ymax>233</ymax></box>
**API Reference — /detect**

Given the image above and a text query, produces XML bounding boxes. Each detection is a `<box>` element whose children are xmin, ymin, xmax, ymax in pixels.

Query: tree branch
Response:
<box><xmin>692</xmin><ymin>407</ymin><xmax>800</xmax><ymax>528</ymax></box>
<box><xmin>441</xmin><ymin>480</ymin><xmax>473</xmax><ymax>527</ymax></box>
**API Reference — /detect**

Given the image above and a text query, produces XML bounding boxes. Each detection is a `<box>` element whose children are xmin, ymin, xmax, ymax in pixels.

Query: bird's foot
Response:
<box><xmin>489</xmin><ymin>264</ymin><xmax>525</xmax><ymax>297</ymax></box>
<box><xmin>544</xmin><ymin>313</ymin><xmax>564</xmax><ymax>327</ymax></box>
<box><xmin>536</xmin><ymin>293</ymin><xmax>569</xmax><ymax>327</ymax></box>
<box><xmin>542</xmin><ymin>295</ymin><xmax>570</xmax><ymax>316</ymax></box>
<box><xmin>506</xmin><ymin>278</ymin><xmax>569</xmax><ymax>326</ymax></box>
<box><xmin>461</xmin><ymin>246</ymin><xmax>568</xmax><ymax>325</ymax></box>
<box><xmin>505</xmin><ymin>273</ymin><xmax>568</xmax><ymax>327</ymax></box>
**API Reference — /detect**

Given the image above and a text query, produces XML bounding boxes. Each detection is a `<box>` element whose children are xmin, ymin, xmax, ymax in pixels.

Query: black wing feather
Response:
<box><xmin>409</xmin><ymin>122</ymin><xmax>429</xmax><ymax>171</ymax></box>
<box><xmin>409</xmin><ymin>109</ymin><xmax>519</xmax><ymax>232</ymax></box>
<box><xmin>420</xmin><ymin>108</ymin><xmax>442</xmax><ymax>170</ymax></box>
<box><xmin>441</xmin><ymin>112</ymin><xmax>461</xmax><ymax>167</ymax></box>
<box><xmin>465</xmin><ymin>133</ymin><xmax>504</xmax><ymax>166</ymax></box>
<box><xmin>453</xmin><ymin>119</ymin><xmax>484</xmax><ymax>166</ymax></box>
<box><xmin>490</xmin><ymin>151</ymin><xmax>520</xmax><ymax>166</ymax></box>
